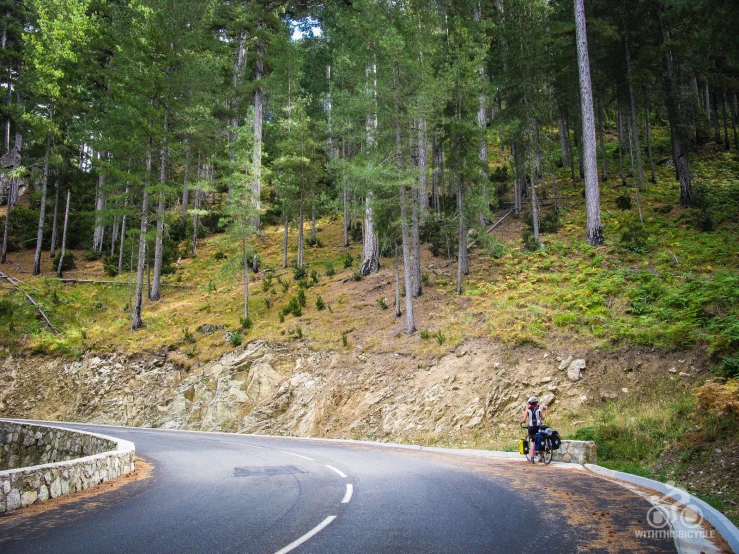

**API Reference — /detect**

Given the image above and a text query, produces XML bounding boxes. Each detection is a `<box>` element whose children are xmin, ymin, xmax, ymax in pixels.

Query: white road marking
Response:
<box><xmin>325</xmin><ymin>465</ymin><xmax>347</xmax><ymax>478</ymax></box>
<box><xmin>272</xmin><ymin>515</ymin><xmax>337</xmax><ymax>554</ymax></box>
<box><xmin>219</xmin><ymin>441</ymin><xmax>263</xmax><ymax>448</ymax></box>
<box><xmin>279</xmin><ymin>451</ymin><xmax>313</xmax><ymax>461</ymax></box>
<box><xmin>341</xmin><ymin>484</ymin><xmax>353</xmax><ymax>504</ymax></box>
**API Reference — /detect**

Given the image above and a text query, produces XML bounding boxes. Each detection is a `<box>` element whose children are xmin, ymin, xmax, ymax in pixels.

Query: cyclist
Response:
<box><xmin>521</xmin><ymin>396</ymin><xmax>547</xmax><ymax>464</ymax></box>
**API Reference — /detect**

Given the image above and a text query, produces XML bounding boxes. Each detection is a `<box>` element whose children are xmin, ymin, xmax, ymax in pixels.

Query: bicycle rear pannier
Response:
<box><xmin>549</xmin><ymin>430</ymin><xmax>562</xmax><ymax>450</ymax></box>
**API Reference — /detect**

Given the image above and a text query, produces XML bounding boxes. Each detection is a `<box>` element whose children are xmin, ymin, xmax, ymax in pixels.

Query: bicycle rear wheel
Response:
<box><xmin>524</xmin><ymin>438</ymin><xmax>533</xmax><ymax>462</ymax></box>
<box><xmin>542</xmin><ymin>437</ymin><xmax>553</xmax><ymax>465</ymax></box>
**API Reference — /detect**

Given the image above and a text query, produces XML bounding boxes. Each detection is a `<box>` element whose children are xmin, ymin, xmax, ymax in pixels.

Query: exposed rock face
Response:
<box><xmin>0</xmin><ymin>341</ymin><xmax>703</xmax><ymax>443</ymax></box>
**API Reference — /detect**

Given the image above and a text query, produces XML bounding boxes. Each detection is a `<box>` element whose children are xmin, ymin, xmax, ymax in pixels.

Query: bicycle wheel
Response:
<box><xmin>542</xmin><ymin>437</ymin><xmax>553</xmax><ymax>465</ymax></box>
<box><xmin>524</xmin><ymin>438</ymin><xmax>532</xmax><ymax>462</ymax></box>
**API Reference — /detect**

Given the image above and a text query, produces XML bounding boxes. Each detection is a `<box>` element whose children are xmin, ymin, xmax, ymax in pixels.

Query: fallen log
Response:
<box><xmin>0</xmin><ymin>270</ymin><xmax>58</xmax><ymax>332</ymax></box>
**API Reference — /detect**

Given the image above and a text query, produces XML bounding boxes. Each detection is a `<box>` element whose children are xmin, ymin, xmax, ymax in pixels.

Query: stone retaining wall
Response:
<box><xmin>553</xmin><ymin>440</ymin><xmax>597</xmax><ymax>464</ymax></box>
<box><xmin>0</xmin><ymin>420</ymin><xmax>135</xmax><ymax>513</ymax></box>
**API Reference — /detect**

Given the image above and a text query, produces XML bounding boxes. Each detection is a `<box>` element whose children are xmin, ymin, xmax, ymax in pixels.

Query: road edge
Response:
<box><xmin>585</xmin><ymin>463</ymin><xmax>739</xmax><ymax>554</ymax></box>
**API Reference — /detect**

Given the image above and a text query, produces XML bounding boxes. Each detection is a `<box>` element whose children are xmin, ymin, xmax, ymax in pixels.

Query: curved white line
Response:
<box><xmin>280</xmin><ymin>451</ymin><xmax>313</xmax><ymax>461</ymax></box>
<box><xmin>325</xmin><ymin>465</ymin><xmax>347</xmax><ymax>478</ymax></box>
<box><xmin>272</xmin><ymin>515</ymin><xmax>336</xmax><ymax>554</ymax></box>
<box><xmin>341</xmin><ymin>484</ymin><xmax>353</xmax><ymax>504</ymax></box>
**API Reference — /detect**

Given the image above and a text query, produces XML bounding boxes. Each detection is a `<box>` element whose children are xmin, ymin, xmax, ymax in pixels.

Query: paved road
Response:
<box><xmin>0</xmin><ymin>424</ymin><xmax>676</xmax><ymax>553</ymax></box>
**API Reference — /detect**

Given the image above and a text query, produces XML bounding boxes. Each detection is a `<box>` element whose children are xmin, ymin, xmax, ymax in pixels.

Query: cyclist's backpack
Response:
<box><xmin>549</xmin><ymin>430</ymin><xmax>562</xmax><ymax>450</ymax></box>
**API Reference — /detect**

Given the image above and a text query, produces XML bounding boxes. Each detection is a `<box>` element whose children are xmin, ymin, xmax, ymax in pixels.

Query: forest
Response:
<box><xmin>0</xmin><ymin>0</ymin><xmax>737</xmax><ymax>353</ymax></box>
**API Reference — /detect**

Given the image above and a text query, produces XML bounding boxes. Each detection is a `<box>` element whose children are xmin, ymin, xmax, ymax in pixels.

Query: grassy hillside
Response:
<box><xmin>1</xmin><ymin>136</ymin><xmax>738</xmax><ymax>523</ymax></box>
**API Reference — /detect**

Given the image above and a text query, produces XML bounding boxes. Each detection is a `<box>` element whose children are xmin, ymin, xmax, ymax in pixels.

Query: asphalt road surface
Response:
<box><xmin>0</xmin><ymin>424</ymin><xmax>676</xmax><ymax>553</ymax></box>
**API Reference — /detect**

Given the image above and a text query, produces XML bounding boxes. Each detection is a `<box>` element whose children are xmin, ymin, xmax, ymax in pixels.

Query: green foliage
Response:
<box><xmin>183</xmin><ymin>328</ymin><xmax>196</xmax><ymax>344</ymax></box>
<box><xmin>342</xmin><ymin>253</ymin><xmax>354</xmax><ymax>269</ymax></box>
<box><xmin>378</xmin><ymin>297</ymin><xmax>388</xmax><ymax>310</ymax></box>
<box><xmin>83</xmin><ymin>250</ymin><xmax>103</xmax><ymax>261</ymax></box>
<box><xmin>349</xmin><ymin>225</ymin><xmax>362</xmax><ymax>243</ymax></box>
<box><xmin>615</xmin><ymin>194</ymin><xmax>632</xmax><ymax>210</ymax></box>
<box><xmin>295</xmin><ymin>326</ymin><xmax>303</xmax><ymax>339</ymax></box>
<box><xmin>315</xmin><ymin>295</ymin><xmax>325</xmax><ymax>310</ymax></box>
<box><xmin>305</xmin><ymin>236</ymin><xmax>323</xmax><ymax>248</ymax></box>
<box><xmin>342</xmin><ymin>332</ymin><xmax>348</xmax><ymax>347</ymax></box>
<box><xmin>229</xmin><ymin>332</ymin><xmax>242</xmax><ymax>347</ymax></box>
<box><xmin>420</xmin><ymin>329</ymin><xmax>430</xmax><ymax>340</ymax></box>
<box><xmin>53</xmin><ymin>252</ymin><xmax>76</xmax><ymax>272</ymax></box>
<box><xmin>521</xmin><ymin>229</ymin><xmax>539</xmax><ymax>252</ymax></box>
<box><xmin>297</xmin><ymin>288</ymin><xmax>306</xmax><ymax>308</ymax></box>
<box><xmin>240</xmin><ymin>316</ymin><xmax>252</xmax><ymax>330</ymax></box>
<box><xmin>690</xmin><ymin>183</ymin><xmax>717</xmax><ymax>232</ymax></box>
<box><xmin>281</xmin><ymin>296</ymin><xmax>302</xmax><ymax>318</ymax></box>
<box><xmin>351</xmin><ymin>270</ymin><xmax>361</xmax><ymax>282</ymax></box>
<box><xmin>310</xmin><ymin>269</ymin><xmax>319</xmax><ymax>285</ymax></box>
<box><xmin>293</xmin><ymin>264</ymin><xmax>307</xmax><ymax>280</ymax></box>
<box><xmin>214</xmin><ymin>250</ymin><xmax>227</xmax><ymax>261</ymax></box>
<box><xmin>618</xmin><ymin>219</ymin><xmax>650</xmax><ymax>253</ymax></box>
<box><xmin>0</xmin><ymin>205</ymin><xmax>39</xmax><ymax>250</ymax></box>
<box><xmin>0</xmin><ymin>299</ymin><xmax>14</xmax><ymax>317</ymax></box>
<box><xmin>436</xmin><ymin>330</ymin><xmax>446</xmax><ymax>345</ymax></box>
<box><xmin>325</xmin><ymin>262</ymin><xmax>335</xmax><ymax>277</ymax></box>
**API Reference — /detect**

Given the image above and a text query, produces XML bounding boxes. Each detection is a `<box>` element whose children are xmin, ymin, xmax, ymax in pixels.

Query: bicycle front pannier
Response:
<box><xmin>518</xmin><ymin>439</ymin><xmax>529</xmax><ymax>455</ymax></box>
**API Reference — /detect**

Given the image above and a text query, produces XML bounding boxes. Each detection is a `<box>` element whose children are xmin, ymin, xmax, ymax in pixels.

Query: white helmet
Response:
<box><xmin>528</xmin><ymin>396</ymin><xmax>539</xmax><ymax>404</ymax></box>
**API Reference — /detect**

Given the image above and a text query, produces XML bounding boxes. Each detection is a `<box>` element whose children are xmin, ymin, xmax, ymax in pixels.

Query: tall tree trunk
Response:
<box><xmin>418</xmin><ymin>117</ymin><xmax>429</xmax><ymax>214</ymax></box>
<box><xmin>118</xmin><ymin>186</ymin><xmax>128</xmax><ymax>274</ymax></box>
<box><xmin>151</xmin><ymin>115</ymin><xmax>168</xmax><ymax>302</ymax></box>
<box><xmin>2</xmin><ymin>132</ymin><xmax>20</xmax><ymax>264</ymax></box>
<box><xmin>92</xmin><ymin>167</ymin><xmax>106</xmax><ymax>252</ymax></box>
<box><xmin>131</xmin><ymin>184</ymin><xmax>150</xmax><ymax>329</ymax></box>
<box><xmin>400</xmin><ymin>186</ymin><xmax>415</xmax><ymax>334</ymax></box>
<box><xmin>33</xmin><ymin>113</ymin><xmax>53</xmax><ymax>276</ymax></box>
<box><xmin>432</xmin><ymin>131</ymin><xmax>441</xmax><ymax>213</ymax></box>
<box><xmin>297</xmin><ymin>192</ymin><xmax>304</xmax><ymax>269</ymax></box>
<box><xmin>711</xmin><ymin>88</ymin><xmax>721</xmax><ymax>144</ymax></box>
<box><xmin>729</xmin><ymin>91</ymin><xmax>738</xmax><ymax>150</ymax></box>
<box><xmin>622</xmin><ymin>2</ymin><xmax>645</xmax><ymax>191</ymax></box>
<box><xmin>660</xmin><ymin>16</ymin><xmax>692</xmax><ymax>207</ymax></box>
<box><xmin>529</xmin><ymin>139</ymin><xmax>540</xmax><ymax>244</ymax></box>
<box><xmin>282</xmin><ymin>210</ymin><xmax>289</xmax><ymax>269</ymax></box>
<box><xmin>557</xmin><ymin>109</ymin><xmax>571</xmax><ymax>168</ymax></box>
<box><xmin>56</xmin><ymin>190</ymin><xmax>70</xmax><ymax>278</ymax></box>
<box><xmin>49</xmin><ymin>179</ymin><xmax>60</xmax><ymax>258</ymax></box>
<box><xmin>704</xmin><ymin>82</ymin><xmax>712</xmax><ymax>126</ymax></box>
<box><xmin>644</xmin><ymin>95</ymin><xmax>656</xmax><ymax>183</ymax></box>
<box><xmin>251</xmin><ymin>20</ymin><xmax>265</xmax><ymax>230</ymax></box>
<box><xmin>721</xmin><ymin>92</ymin><xmax>730</xmax><ymax>150</ymax></box>
<box><xmin>574</xmin><ymin>0</ymin><xmax>603</xmax><ymax>246</ymax></box>
<box><xmin>616</xmin><ymin>92</ymin><xmax>626</xmax><ymax>185</ymax></box>
<box><xmin>2</xmin><ymin>10</ymin><xmax>10</xmax><ymax>155</ymax></box>
<box><xmin>361</xmin><ymin>60</ymin><xmax>380</xmax><ymax>276</ymax></box>
<box><xmin>411</xmin><ymin>185</ymin><xmax>422</xmax><ymax>297</ymax></box>
<box><xmin>243</xmin><ymin>233</ymin><xmax>249</xmax><ymax>322</ymax></box>
<box><xmin>181</xmin><ymin>144</ymin><xmax>190</xmax><ymax>224</ymax></box>
<box><xmin>394</xmin><ymin>252</ymin><xmax>401</xmax><ymax>317</ymax></box>
<box><xmin>456</xmin><ymin>181</ymin><xmax>468</xmax><ymax>294</ymax></box>
<box><xmin>597</xmin><ymin>96</ymin><xmax>608</xmax><ymax>182</ymax></box>
<box><xmin>310</xmin><ymin>188</ymin><xmax>316</xmax><ymax>243</ymax></box>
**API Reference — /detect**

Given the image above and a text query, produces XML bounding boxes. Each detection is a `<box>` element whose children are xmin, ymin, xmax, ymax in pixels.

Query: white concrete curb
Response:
<box><xmin>586</xmin><ymin>464</ymin><xmax>739</xmax><ymax>554</ymax></box>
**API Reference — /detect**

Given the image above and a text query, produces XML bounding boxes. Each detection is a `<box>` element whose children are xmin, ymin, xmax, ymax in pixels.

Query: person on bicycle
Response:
<box><xmin>521</xmin><ymin>396</ymin><xmax>547</xmax><ymax>464</ymax></box>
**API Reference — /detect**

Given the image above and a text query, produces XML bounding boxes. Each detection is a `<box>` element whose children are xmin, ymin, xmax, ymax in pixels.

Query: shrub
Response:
<box><xmin>102</xmin><ymin>255</ymin><xmax>118</xmax><ymax>276</ymax></box>
<box><xmin>229</xmin><ymin>332</ymin><xmax>243</xmax><ymax>347</ymax></box>
<box><xmin>293</xmin><ymin>264</ymin><xmax>307</xmax><ymax>280</ymax></box>
<box><xmin>420</xmin><ymin>329</ymin><xmax>430</xmax><ymax>340</ymax></box>
<box><xmin>342</xmin><ymin>332</ymin><xmax>348</xmax><ymax>347</ymax></box>
<box><xmin>521</xmin><ymin>229</ymin><xmax>539</xmax><ymax>252</ymax></box>
<box><xmin>310</xmin><ymin>269</ymin><xmax>319</xmax><ymax>285</ymax></box>
<box><xmin>325</xmin><ymin>262</ymin><xmax>335</xmax><ymax>277</ymax></box>
<box><xmin>0</xmin><ymin>299</ymin><xmax>13</xmax><ymax>317</ymax></box>
<box><xmin>721</xmin><ymin>356</ymin><xmax>739</xmax><ymax>378</ymax></box>
<box><xmin>342</xmin><ymin>253</ymin><xmax>354</xmax><ymax>269</ymax></box>
<box><xmin>214</xmin><ymin>250</ymin><xmax>227</xmax><ymax>261</ymax></box>
<box><xmin>619</xmin><ymin>219</ymin><xmax>649</xmax><ymax>253</ymax></box>
<box><xmin>351</xmin><ymin>270</ymin><xmax>361</xmax><ymax>282</ymax></box>
<box><xmin>295</xmin><ymin>326</ymin><xmax>303</xmax><ymax>339</ymax></box>
<box><xmin>306</xmin><ymin>236</ymin><xmax>323</xmax><ymax>248</ymax></box>
<box><xmin>436</xmin><ymin>330</ymin><xmax>446</xmax><ymax>345</ymax></box>
<box><xmin>297</xmin><ymin>288</ymin><xmax>306</xmax><ymax>308</ymax></box>
<box><xmin>539</xmin><ymin>211</ymin><xmax>561</xmax><ymax>234</ymax></box>
<box><xmin>83</xmin><ymin>250</ymin><xmax>103</xmax><ymax>261</ymax></box>
<box><xmin>350</xmin><ymin>224</ymin><xmax>362</xmax><ymax>243</ymax></box>
<box><xmin>316</xmin><ymin>295</ymin><xmax>325</xmax><ymax>310</ymax></box>
<box><xmin>183</xmin><ymin>328</ymin><xmax>196</xmax><ymax>344</ymax></box>
<box><xmin>378</xmin><ymin>297</ymin><xmax>388</xmax><ymax>310</ymax></box>
<box><xmin>263</xmin><ymin>297</ymin><xmax>271</xmax><ymax>310</ymax></box>
<box><xmin>240</xmin><ymin>316</ymin><xmax>252</xmax><ymax>330</ymax></box>
<box><xmin>53</xmin><ymin>252</ymin><xmax>77</xmax><ymax>272</ymax></box>
<box><xmin>615</xmin><ymin>194</ymin><xmax>632</xmax><ymax>210</ymax></box>
<box><xmin>688</xmin><ymin>183</ymin><xmax>717</xmax><ymax>232</ymax></box>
